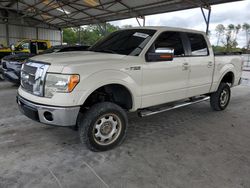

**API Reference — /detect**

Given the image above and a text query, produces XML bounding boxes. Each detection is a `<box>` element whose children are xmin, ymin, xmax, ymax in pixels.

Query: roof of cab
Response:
<box><xmin>121</xmin><ymin>26</ymin><xmax>206</xmax><ymax>35</ymax></box>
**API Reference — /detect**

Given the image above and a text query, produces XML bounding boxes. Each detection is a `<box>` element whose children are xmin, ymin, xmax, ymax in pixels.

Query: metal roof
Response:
<box><xmin>0</xmin><ymin>0</ymin><xmax>243</xmax><ymax>28</ymax></box>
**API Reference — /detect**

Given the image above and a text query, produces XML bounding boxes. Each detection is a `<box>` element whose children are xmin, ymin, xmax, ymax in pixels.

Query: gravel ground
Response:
<box><xmin>0</xmin><ymin>74</ymin><xmax>250</xmax><ymax>188</ymax></box>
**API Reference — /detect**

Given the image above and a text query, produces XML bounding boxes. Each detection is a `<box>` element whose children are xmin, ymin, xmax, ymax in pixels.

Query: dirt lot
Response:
<box><xmin>0</xmin><ymin>72</ymin><xmax>250</xmax><ymax>188</ymax></box>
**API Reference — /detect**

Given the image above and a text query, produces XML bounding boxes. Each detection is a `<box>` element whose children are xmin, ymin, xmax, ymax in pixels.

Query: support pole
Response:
<box><xmin>60</xmin><ymin>28</ymin><xmax>63</xmax><ymax>45</ymax></box>
<box><xmin>4</xmin><ymin>10</ymin><xmax>10</xmax><ymax>46</ymax></box>
<box><xmin>200</xmin><ymin>6</ymin><xmax>211</xmax><ymax>35</ymax></box>
<box><xmin>36</xmin><ymin>27</ymin><xmax>39</xmax><ymax>40</ymax></box>
<box><xmin>78</xmin><ymin>26</ymin><xmax>81</xmax><ymax>44</ymax></box>
<box><xmin>136</xmin><ymin>17</ymin><xmax>141</xmax><ymax>27</ymax></box>
<box><xmin>136</xmin><ymin>16</ymin><xmax>146</xmax><ymax>27</ymax></box>
<box><xmin>6</xmin><ymin>23</ymin><xmax>9</xmax><ymax>46</ymax></box>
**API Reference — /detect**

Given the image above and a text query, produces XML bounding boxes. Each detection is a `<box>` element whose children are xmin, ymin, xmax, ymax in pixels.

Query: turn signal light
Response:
<box><xmin>68</xmin><ymin>75</ymin><xmax>80</xmax><ymax>92</ymax></box>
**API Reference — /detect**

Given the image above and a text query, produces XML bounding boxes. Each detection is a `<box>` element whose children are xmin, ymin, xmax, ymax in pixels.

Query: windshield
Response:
<box><xmin>89</xmin><ymin>29</ymin><xmax>156</xmax><ymax>56</ymax></box>
<box><xmin>16</xmin><ymin>40</ymin><xmax>30</xmax><ymax>50</ymax></box>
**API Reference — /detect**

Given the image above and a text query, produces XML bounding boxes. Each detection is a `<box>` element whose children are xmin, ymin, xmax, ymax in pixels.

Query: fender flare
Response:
<box><xmin>216</xmin><ymin>69</ymin><xmax>235</xmax><ymax>91</ymax></box>
<box><xmin>77</xmin><ymin>70</ymin><xmax>140</xmax><ymax>110</ymax></box>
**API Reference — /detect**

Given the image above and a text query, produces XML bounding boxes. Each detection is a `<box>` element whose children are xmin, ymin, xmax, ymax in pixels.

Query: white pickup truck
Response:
<box><xmin>17</xmin><ymin>27</ymin><xmax>243</xmax><ymax>151</ymax></box>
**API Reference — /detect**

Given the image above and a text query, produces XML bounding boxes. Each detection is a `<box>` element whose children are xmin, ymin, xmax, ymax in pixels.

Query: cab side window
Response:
<box><xmin>187</xmin><ymin>33</ymin><xmax>208</xmax><ymax>56</ymax></box>
<box><xmin>153</xmin><ymin>32</ymin><xmax>185</xmax><ymax>57</ymax></box>
<box><xmin>37</xmin><ymin>42</ymin><xmax>48</xmax><ymax>50</ymax></box>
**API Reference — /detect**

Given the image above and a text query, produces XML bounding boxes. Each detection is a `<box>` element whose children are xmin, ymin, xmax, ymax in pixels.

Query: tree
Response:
<box><xmin>215</xmin><ymin>24</ymin><xmax>225</xmax><ymax>46</ymax></box>
<box><xmin>62</xmin><ymin>28</ymin><xmax>78</xmax><ymax>45</ymax></box>
<box><xmin>242</xmin><ymin>23</ymin><xmax>250</xmax><ymax>49</ymax></box>
<box><xmin>234</xmin><ymin>24</ymin><xmax>241</xmax><ymax>41</ymax></box>
<box><xmin>63</xmin><ymin>23</ymin><xmax>120</xmax><ymax>45</ymax></box>
<box><xmin>220</xmin><ymin>24</ymin><xmax>241</xmax><ymax>51</ymax></box>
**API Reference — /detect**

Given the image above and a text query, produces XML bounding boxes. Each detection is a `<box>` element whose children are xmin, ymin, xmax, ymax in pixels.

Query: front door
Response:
<box><xmin>141</xmin><ymin>31</ymin><xmax>189</xmax><ymax>108</ymax></box>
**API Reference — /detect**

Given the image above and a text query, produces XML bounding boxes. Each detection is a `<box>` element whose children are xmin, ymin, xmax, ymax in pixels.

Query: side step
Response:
<box><xmin>138</xmin><ymin>96</ymin><xmax>210</xmax><ymax>117</ymax></box>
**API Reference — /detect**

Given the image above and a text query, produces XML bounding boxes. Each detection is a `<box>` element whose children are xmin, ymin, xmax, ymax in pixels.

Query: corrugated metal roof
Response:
<box><xmin>0</xmin><ymin>0</ymin><xmax>243</xmax><ymax>28</ymax></box>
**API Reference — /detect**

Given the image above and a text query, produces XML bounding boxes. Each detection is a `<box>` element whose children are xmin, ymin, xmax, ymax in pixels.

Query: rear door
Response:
<box><xmin>185</xmin><ymin>33</ymin><xmax>214</xmax><ymax>97</ymax></box>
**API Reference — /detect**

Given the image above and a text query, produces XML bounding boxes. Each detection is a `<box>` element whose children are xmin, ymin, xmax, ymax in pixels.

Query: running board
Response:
<box><xmin>138</xmin><ymin>96</ymin><xmax>210</xmax><ymax>117</ymax></box>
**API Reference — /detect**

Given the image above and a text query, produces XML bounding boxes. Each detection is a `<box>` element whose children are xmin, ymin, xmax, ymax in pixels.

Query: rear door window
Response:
<box><xmin>187</xmin><ymin>33</ymin><xmax>208</xmax><ymax>56</ymax></box>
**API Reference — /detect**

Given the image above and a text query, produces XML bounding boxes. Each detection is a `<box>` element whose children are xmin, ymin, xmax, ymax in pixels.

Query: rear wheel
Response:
<box><xmin>210</xmin><ymin>83</ymin><xmax>231</xmax><ymax>111</ymax></box>
<box><xmin>78</xmin><ymin>102</ymin><xmax>127</xmax><ymax>151</ymax></box>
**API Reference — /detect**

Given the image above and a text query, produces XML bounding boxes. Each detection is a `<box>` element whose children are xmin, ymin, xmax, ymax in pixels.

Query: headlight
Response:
<box><xmin>45</xmin><ymin>73</ymin><xmax>80</xmax><ymax>98</ymax></box>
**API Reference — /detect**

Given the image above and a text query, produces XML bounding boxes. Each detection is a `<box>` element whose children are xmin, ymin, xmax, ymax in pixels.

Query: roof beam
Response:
<box><xmin>0</xmin><ymin>0</ymin><xmax>243</xmax><ymax>28</ymax></box>
<box><xmin>17</xmin><ymin>0</ymin><xmax>78</xmax><ymax>27</ymax></box>
<box><xmin>66</xmin><ymin>2</ymin><xmax>105</xmax><ymax>24</ymax></box>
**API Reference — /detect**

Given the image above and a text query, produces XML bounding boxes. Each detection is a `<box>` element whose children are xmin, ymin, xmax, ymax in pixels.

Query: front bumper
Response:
<box><xmin>3</xmin><ymin>70</ymin><xmax>20</xmax><ymax>84</ymax></box>
<box><xmin>0</xmin><ymin>66</ymin><xmax>3</xmax><ymax>79</ymax></box>
<box><xmin>17</xmin><ymin>95</ymin><xmax>80</xmax><ymax>126</ymax></box>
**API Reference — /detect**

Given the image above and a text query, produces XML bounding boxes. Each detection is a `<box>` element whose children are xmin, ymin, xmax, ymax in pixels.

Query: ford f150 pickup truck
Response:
<box><xmin>17</xmin><ymin>27</ymin><xmax>243</xmax><ymax>151</ymax></box>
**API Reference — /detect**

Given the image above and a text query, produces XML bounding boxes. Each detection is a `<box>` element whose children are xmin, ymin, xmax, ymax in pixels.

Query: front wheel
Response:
<box><xmin>210</xmin><ymin>83</ymin><xmax>231</xmax><ymax>111</ymax></box>
<box><xmin>78</xmin><ymin>102</ymin><xmax>128</xmax><ymax>151</ymax></box>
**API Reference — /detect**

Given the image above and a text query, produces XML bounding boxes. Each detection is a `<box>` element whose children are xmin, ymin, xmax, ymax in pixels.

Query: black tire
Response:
<box><xmin>77</xmin><ymin>102</ymin><xmax>128</xmax><ymax>151</ymax></box>
<box><xmin>210</xmin><ymin>83</ymin><xmax>231</xmax><ymax>111</ymax></box>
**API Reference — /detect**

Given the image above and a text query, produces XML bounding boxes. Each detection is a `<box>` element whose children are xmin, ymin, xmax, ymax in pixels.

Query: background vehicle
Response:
<box><xmin>0</xmin><ymin>39</ymin><xmax>51</xmax><ymax>81</ymax></box>
<box><xmin>0</xmin><ymin>39</ymin><xmax>51</xmax><ymax>60</ymax></box>
<box><xmin>17</xmin><ymin>27</ymin><xmax>243</xmax><ymax>151</ymax></box>
<box><xmin>0</xmin><ymin>45</ymin><xmax>89</xmax><ymax>84</ymax></box>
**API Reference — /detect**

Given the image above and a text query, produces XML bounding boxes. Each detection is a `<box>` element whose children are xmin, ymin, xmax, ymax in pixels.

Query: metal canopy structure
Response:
<box><xmin>0</xmin><ymin>0</ymin><xmax>243</xmax><ymax>29</ymax></box>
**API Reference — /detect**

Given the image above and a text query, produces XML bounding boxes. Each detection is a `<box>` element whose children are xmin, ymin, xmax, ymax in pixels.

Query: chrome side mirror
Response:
<box><xmin>155</xmin><ymin>47</ymin><xmax>174</xmax><ymax>54</ymax></box>
<box><xmin>146</xmin><ymin>47</ymin><xmax>174</xmax><ymax>62</ymax></box>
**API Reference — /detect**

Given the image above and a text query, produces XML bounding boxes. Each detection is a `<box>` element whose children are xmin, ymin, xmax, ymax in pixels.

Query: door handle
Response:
<box><xmin>182</xmin><ymin>62</ymin><xmax>189</xmax><ymax>71</ymax></box>
<box><xmin>207</xmin><ymin>61</ymin><xmax>213</xmax><ymax>68</ymax></box>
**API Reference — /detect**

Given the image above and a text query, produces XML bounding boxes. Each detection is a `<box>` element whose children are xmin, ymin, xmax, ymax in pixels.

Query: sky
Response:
<box><xmin>110</xmin><ymin>1</ymin><xmax>250</xmax><ymax>47</ymax></box>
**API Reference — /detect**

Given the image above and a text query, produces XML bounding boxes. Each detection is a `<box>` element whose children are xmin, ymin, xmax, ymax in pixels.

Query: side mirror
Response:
<box><xmin>10</xmin><ymin>44</ymin><xmax>15</xmax><ymax>51</ymax></box>
<box><xmin>146</xmin><ymin>47</ymin><xmax>174</xmax><ymax>62</ymax></box>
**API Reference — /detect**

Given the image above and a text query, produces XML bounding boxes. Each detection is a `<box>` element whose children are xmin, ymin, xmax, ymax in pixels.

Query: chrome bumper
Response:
<box><xmin>17</xmin><ymin>95</ymin><xmax>80</xmax><ymax>126</ymax></box>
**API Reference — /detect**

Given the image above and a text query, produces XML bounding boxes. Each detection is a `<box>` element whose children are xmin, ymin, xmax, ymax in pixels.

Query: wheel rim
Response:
<box><xmin>92</xmin><ymin>113</ymin><xmax>122</xmax><ymax>146</ymax></box>
<box><xmin>220</xmin><ymin>89</ymin><xmax>229</xmax><ymax>107</ymax></box>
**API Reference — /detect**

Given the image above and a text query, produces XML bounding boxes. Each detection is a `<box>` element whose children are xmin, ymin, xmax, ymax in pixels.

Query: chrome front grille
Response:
<box><xmin>21</xmin><ymin>61</ymin><xmax>49</xmax><ymax>96</ymax></box>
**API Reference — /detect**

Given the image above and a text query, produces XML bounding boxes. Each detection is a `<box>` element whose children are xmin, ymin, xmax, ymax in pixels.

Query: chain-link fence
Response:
<box><xmin>242</xmin><ymin>54</ymin><xmax>250</xmax><ymax>68</ymax></box>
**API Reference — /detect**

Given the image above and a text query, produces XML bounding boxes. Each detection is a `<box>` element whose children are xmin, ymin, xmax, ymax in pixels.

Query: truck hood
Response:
<box><xmin>30</xmin><ymin>51</ymin><xmax>126</xmax><ymax>66</ymax></box>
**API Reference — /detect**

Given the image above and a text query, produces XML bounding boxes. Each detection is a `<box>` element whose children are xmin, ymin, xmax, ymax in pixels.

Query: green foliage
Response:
<box><xmin>214</xmin><ymin>23</ymin><xmax>250</xmax><ymax>52</ymax></box>
<box><xmin>62</xmin><ymin>28</ymin><xmax>78</xmax><ymax>45</ymax></box>
<box><xmin>212</xmin><ymin>45</ymin><xmax>242</xmax><ymax>53</ymax></box>
<box><xmin>63</xmin><ymin>23</ymin><xmax>120</xmax><ymax>46</ymax></box>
